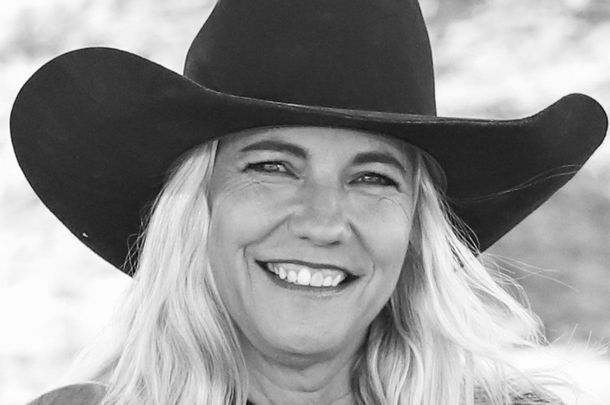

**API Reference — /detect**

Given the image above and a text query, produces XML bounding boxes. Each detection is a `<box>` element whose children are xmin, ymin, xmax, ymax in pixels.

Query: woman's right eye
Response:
<box><xmin>245</xmin><ymin>161</ymin><xmax>292</xmax><ymax>175</ymax></box>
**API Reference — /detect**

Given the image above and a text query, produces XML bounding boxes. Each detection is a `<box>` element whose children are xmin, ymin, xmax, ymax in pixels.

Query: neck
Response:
<box><xmin>242</xmin><ymin>337</ymin><xmax>363</xmax><ymax>405</ymax></box>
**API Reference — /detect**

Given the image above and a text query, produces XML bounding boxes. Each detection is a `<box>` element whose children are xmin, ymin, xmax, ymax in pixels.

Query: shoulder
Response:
<box><xmin>26</xmin><ymin>382</ymin><xmax>107</xmax><ymax>405</ymax></box>
<box><xmin>511</xmin><ymin>391</ymin><xmax>566</xmax><ymax>405</ymax></box>
<box><xmin>475</xmin><ymin>388</ymin><xmax>566</xmax><ymax>405</ymax></box>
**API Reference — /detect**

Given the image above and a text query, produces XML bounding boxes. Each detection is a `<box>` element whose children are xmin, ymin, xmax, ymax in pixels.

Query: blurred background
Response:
<box><xmin>0</xmin><ymin>0</ymin><xmax>608</xmax><ymax>403</ymax></box>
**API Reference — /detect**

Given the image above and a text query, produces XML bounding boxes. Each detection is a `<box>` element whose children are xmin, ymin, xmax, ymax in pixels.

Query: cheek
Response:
<box><xmin>207</xmin><ymin>182</ymin><xmax>293</xmax><ymax>284</ymax></box>
<box><xmin>209</xmin><ymin>182</ymin><xmax>293</xmax><ymax>247</ymax></box>
<box><xmin>207</xmin><ymin>183</ymin><xmax>270</xmax><ymax>320</ymax></box>
<box><xmin>337</xmin><ymin>194</ymin><xmax>412</xmax><ymax>332</ymax></box>
<box><xmin>350</xmin><ymin>194</ymin><xmax>413</xmax><ymax>273</ymax></box>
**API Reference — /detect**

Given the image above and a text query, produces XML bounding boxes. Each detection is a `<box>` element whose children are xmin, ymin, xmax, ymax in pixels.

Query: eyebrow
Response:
<box><xmin>239</xmin><ymin>140</ymin><xmax>307</xmax><ymax>159</ymax></box>
<box><xmin>351</xmin><ymin>151</ymin><xmax>408</xmax><ymax>175</ymax></box>
<box><xmin>239</xmin><ymin>139</ymin><xmax>407</xmax><ymax>174</ymax></box>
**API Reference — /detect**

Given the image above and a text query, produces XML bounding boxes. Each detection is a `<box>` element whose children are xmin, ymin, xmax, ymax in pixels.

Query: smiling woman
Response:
<box><xmin>10</xmin><ymin>0</ymin><xmax>607</xmax><ymax>404</ymax></box>
<box><xmin>59</xmin><ymin>126</ymin><xmax>543</xmax><ymax>405</ymax></box>
<box><xmin>207</xmin><ymin>128</ymin><xmax>416</xmax><ymax>402</ymax></box>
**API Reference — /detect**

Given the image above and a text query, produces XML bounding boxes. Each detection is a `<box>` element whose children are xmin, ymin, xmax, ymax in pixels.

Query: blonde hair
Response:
<box><xmin>72</xmin><ymin>135</ymin><xmax>555</xmax><ymax>405</ymax></box>
<box><xmin>356</xmin><ymin>151</ymin><xmax>546</xmax><ymax>405</ymax></box>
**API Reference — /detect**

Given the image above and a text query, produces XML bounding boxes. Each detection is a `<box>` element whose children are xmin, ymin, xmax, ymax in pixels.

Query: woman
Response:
<box><xmin>11</xmin><ymin>0</ymin><xmax>607</xmax><ymax>404</ymax></box>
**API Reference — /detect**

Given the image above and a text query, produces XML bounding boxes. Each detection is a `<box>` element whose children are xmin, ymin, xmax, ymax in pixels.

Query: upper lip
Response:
<box><xmin>261</xmin><ymin>259</ymin><xmax>355</xmax><ymax>276</ymax></box>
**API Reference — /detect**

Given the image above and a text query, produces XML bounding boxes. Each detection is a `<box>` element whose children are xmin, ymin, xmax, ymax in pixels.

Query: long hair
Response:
<box><xmin>355</xmin><ymin>150</ymin><xmax>548</xmax><ymax>405</ymax></box>
<box><xmin>82</xmin><ymin>140</ymin><xmax>248</xmax><ymax>405</ymax></box>
<box><xmin>70</xmin><ymin>136</ymin><xmax>555</xmax><ymax>405</ymax></box>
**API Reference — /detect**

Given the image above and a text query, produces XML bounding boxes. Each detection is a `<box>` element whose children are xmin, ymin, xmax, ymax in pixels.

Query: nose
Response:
<box><xmin>287</xmin><ymin>181</ymin><xmax>350</xmax><ymax>246</ymax></box>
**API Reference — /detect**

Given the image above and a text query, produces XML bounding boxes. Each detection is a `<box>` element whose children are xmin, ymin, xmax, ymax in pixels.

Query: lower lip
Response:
<box><xmin>256</xmin><ymin>262</ymin><xmax>351</xmax><ymax>295</ymax></box>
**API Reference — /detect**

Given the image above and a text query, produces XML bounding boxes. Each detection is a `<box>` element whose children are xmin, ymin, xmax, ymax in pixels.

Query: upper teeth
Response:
<box><xmin>267</xmin><ymin>262</ymin><xmax>347</xmax><ymax>287</ymax></box>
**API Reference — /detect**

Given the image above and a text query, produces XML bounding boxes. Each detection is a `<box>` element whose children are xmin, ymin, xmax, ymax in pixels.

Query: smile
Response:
<box><xmin>256</xmin><ymin>260</ymin><xmax>354</xmax><ymax>289</ymax></box>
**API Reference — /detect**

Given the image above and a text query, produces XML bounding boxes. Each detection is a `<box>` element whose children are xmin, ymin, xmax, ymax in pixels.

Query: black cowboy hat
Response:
<box><xmin>10</xmin><ymin>0</ymin><xmax>608</xmax><ymax>275</ymax></box>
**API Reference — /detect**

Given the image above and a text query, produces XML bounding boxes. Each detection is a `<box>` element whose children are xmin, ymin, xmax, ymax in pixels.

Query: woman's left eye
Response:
<box><xmin>245</xmin><ymin>161</ymin><xmax>292</xmax><ymax>175</ymax></box>
<box><xmin>353</xmin><ymin>172</ymin><xmax>398</xmax><ymax>187</ymax></box>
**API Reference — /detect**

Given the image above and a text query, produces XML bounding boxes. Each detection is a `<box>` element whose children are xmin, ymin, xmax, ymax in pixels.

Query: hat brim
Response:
<box><xmin>10</xmin><ymin>47</ymin><xmax>608</xmax><ymax>274</ymax></box>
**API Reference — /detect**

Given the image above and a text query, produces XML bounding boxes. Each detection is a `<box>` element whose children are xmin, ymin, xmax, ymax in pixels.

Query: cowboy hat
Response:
<box><xmin>10</xmin><ymin>0</ymin><xmax>608</xmax><ymax>275</ymax></box>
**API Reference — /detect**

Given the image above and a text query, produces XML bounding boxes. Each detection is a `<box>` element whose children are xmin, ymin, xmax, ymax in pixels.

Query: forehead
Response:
<box><xmin>217</xmin><ymin>126</ymin><xmax>411</xmax><ymax>158</ymax></box>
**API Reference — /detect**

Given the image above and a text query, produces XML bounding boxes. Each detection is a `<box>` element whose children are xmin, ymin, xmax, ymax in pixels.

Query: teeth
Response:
<box><xmin>322</xmin><ymin>276</ymin><xmax>333</xmax><ymax>287</ymax></box>
<box><xmin>310</xmin><ymin>272</ymin><xmax>323</xmax><ymax>287</ymax></box>
<box><xmin>297</xmin><ymin>269</ymin><xmax>311</xmax><ymax>285</ymax></box>
<box><xmin>267</xmin><ymin>262</ymin><xmax>347</xmax><ymax>288</ymax></box>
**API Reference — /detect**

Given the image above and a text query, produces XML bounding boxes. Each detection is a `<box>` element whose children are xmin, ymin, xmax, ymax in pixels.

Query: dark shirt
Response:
<box><xmin>27</xmin><ymin>383</ymin><xmax>255</xmax><ymax>405</ymax></box>
<box><xmin>27</xmin><ymin>382</ymin><xmax>564</xmax><ymax>405</ymax></box>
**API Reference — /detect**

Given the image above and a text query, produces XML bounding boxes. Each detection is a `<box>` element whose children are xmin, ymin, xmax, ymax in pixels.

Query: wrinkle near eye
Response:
<box><xmin>251</xmin><ymin>181</ymin><xmax>277</xmax><ymax>206</ymax></box>
<box><xmin>374</xmin><ymin>195</ymin><xmax>413</xmax><ymax>221</ymax></box>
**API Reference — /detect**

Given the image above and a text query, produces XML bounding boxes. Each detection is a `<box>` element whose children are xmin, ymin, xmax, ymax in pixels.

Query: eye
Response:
<box><xmin>353</xmin><ymin>172</ymin><xmax>398</xmax><ymax>187</ymax></box>
<box><xmin>245</xmin><ymin>161</ymin><xmax>293</xmax><ymax>175</ymax></box>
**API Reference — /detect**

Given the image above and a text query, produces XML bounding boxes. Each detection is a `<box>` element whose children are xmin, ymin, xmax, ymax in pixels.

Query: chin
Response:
<box><xmin>257</xmin><ymin>317</ymin><xmax>358</xmax><ymax>358</ymax></box>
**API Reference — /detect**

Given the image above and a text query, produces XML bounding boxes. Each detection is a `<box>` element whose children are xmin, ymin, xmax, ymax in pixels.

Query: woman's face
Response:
<box><xmin>207</xmin><ymin>126</ymin><xmax>416</xmax><ymax>361</ymax></box>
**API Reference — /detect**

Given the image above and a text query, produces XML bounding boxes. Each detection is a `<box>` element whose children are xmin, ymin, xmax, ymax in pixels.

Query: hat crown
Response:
<box><xmin>184</xmin><ymin>0</ymin><xmax>436</xmax><ymax>115</ymax></box>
